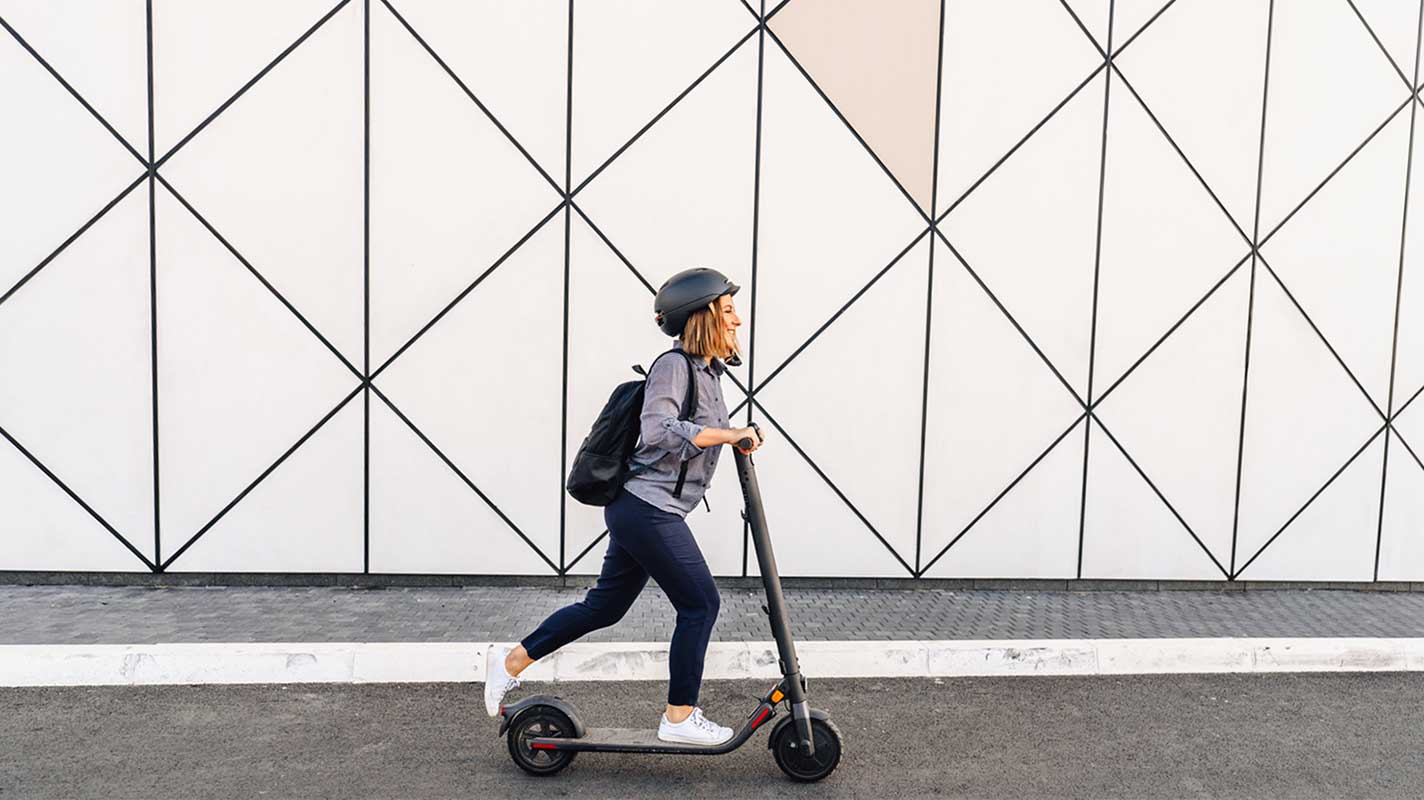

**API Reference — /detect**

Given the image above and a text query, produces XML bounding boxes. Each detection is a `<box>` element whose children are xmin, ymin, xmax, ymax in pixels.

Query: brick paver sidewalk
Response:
<box><xmin>5</xmin><ymin>584</ymin><xmax>1424</xmax><ymax>644</ymax></box>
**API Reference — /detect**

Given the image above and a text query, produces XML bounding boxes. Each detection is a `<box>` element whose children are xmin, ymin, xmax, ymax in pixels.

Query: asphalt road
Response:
<box><xmin>3</xmin><ymin>673</ymin><xmax>1421</xmax><ymax>799</ymax></box>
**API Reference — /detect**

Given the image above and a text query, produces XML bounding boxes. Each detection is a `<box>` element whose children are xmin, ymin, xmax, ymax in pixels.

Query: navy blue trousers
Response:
<box><xmin>521</xmin><ymin>489</ymin><xmax>720</xmax><ymax>706</ymax></box>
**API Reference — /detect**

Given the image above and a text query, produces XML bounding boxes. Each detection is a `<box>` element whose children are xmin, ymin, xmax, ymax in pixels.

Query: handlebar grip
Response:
<box><xmin>736</xmin><ymin>437</ymin><xmax>755</xmax><ymax>450</ymax></box>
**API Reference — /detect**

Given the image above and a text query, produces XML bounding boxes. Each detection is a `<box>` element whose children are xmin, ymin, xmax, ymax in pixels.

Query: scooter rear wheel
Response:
<box><xmin>506</xmin><ymin>706</ymin><xmax>578</xmax><ymax>776</ymax></box>
<box><xmin>770</xmin><ymin>716</ymin><xmax>843</xmax><ymax>782</ymax></box>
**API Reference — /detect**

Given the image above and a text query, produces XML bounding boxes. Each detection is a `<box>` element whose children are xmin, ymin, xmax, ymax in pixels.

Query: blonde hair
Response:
<box><xmin>680</xmin><ymin>298</ymin><xmax>739</xmax><ymax>361</ymax></box>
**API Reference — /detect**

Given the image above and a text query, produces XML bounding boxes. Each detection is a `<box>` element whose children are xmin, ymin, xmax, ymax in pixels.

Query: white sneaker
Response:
<box><xmin>483</xmin><ymin>646</ymin><xmax>521</xmax><ymax>717</ymax></box>
<box><xmin>657</xmin><ymin>707</ymin><xmax>733</xmax><ymax>746</ymax></box>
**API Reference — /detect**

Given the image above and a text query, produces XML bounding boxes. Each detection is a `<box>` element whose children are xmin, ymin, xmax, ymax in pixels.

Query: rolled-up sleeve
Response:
<box><xmin>640</xmin><ymin>356</ymin><xmax>704</xmax><ymax>462</ymax></box>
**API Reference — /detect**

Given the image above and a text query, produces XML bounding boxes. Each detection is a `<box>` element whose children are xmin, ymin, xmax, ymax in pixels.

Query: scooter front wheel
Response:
<box><xmin>506</xmin><ymin>705</ymin><xmax>578</xmax><ymax>776</ymax></box>
<box><xmin>770</xmin><ymin>715</ymin><xmax>843</xmax><ymax>782</ymax></box>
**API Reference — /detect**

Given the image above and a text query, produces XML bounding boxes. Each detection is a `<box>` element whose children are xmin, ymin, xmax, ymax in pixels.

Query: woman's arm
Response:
<box><xmin>691</xmin><ymin>426</ymin><xmax>751</xmax><ymax>448</ymax></box>
<box><xmin>638</xmin><ymin>356</ymin><xmax>706</xmax><ymax>461</ymax></box>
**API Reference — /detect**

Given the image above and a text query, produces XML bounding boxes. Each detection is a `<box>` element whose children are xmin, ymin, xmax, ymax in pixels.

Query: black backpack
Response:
<box><xmin>565</xmin><ymin>349</ymin><xmax>698</xmax><ymax>506</ymax></box>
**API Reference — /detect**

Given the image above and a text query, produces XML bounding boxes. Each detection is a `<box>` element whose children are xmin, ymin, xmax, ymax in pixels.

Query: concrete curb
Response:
<box><xmin>4</xmin><ymin>638</ymin><xmax>1423</xmax><ymax>687</ymax></box>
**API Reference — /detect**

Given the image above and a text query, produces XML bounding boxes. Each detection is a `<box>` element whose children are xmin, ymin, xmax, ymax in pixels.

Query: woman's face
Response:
<box><xmin>718</xmin><ymin>295</ymin><xmax>741</xmax><ymax>349</ymax></box>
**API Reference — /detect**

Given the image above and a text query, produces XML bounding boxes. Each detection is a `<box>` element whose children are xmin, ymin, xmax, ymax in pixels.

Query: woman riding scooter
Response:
<box><xmin>484</xmin><ymin>267</ymin><xmax>765</xmax><ymax>746</ymax></box>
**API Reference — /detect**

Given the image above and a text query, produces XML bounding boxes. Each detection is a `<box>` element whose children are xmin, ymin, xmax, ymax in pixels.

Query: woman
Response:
<box><xmin>483</xmin><ymin>267</ymin><xmax>765</xmax><ymax>745</ymax></box>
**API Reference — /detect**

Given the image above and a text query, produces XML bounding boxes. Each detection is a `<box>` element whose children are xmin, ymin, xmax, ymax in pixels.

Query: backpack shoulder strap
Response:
<box><xmin>676</xmin><ymin>351</ymin><xmax>698</xmax><ymax>421</ymax></box>
<box><xmin>645</xmin><ymin>348</ymin><xmax>699</xmax><ymax>421</ymax></box>
<box><xmin>667</xmin><ymin>350</ymin><xmax>701</xmax><ymax>499</ymax></box>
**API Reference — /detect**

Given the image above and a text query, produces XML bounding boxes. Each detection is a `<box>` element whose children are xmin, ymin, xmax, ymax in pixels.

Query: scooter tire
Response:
<box><xmin>770</xmin><ymin>715</ymin><xmax>843</xmax><ymax>782</ymax></box>
<box><xmin>506</xmin><ymin>705</ymin><xmax>579</xmax><ymax>777</ymax></box>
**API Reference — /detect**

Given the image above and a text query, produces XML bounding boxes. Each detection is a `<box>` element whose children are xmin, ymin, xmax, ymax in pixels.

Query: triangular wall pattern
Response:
<box><xmin>754</xmin><ymin>41</ymin><xmax>927</xmax><ymax>377</ymax></box>
<box><xmin>167</xmin><ymin>396</ymin><xmax>362</xmax><ymax>573</ymax></box>
<box><xmin>0</xmin><ymin>184</ymin><xmax>154</xmax><ymax>551</ymax></box>
<box><xmin>387</xmin><ymin>0</ymin><xmax>568</xmax><ymax>183</ymax></box>
<box><xmin>755</xmin><ymin>237</ymin><xmax>930</xmax><ymax>570</ymax></box>
<box><xmin>369</xmin><ymin>397</ymin><xmax>554</xmax><ymax>575</ymax></box>
<box><xmin>1259</xmin><ymin>112</ymin><xmax>1410</xmax><ymax>410</ymax></box>
<box><xmin>1094</xmin><ymin>71</ymin><xmax>1248</xmax><ymax>393</ymax></box>
<box><xmin>151</xmin><ymin>0</ymin><xmax>338</xmax><ymax>154</ymax></box>
<box><xmin>155</xmin><ymin>186</ymin><xmax>357</xmax><ymax>561</ymax></box>
<box><xmin>1082</xmin><ymin>422</ymin><xmax>1226</xmax><ymax>580</ymax></box>
<box><xmin>163</xmin><ymin>2</ymin><xmax>363</xmax><ymax>365</ymax></box>
<box><xmin>922</xmin><ymin>418</ymin><xmax>1083</xmax><ymax>579</ymax></box>
<box><xmin>376</xmin><ymin>213</ymin><xmax>565</xmax><ymax>564</ymax></box>
<box><xmin>936</xmin><ymin>0</ymin><xmax>1103</xmax><ymax>211</ymax></box>
<box><xmin>570</xmin><ymin>0</ymin><xmax>751</xmax><ymax>186</ymax></box>
<box><xmin>919</xmin><ymin>237</ymin><xmax>1086</xmax><ymax>563</ymax></box>
<box><xmin>940</xmin><ymin>78</ymin><xmax>1102</xmax><ymax>397</ymax></box>
<box><xmin>0</xmin><ymin>24</ymin><xmax>139</xmax><ymax>295</ymax></box>
<box><xmin>1094</xmin><ymin>266</ymin><xmax>1250</xmax><ymax>569</ymax></box>
<box><xmin>1234</xmin><ymin>275</ymin><xmax>1383</xmax><ymax>567</ymax></box>
<box><xmin>368</xmin><ymin>0</ymin><xmax>563</xmax><ymax>367</ymax></box>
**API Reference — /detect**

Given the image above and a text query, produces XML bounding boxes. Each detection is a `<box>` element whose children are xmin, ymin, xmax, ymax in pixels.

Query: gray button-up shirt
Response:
<box><xmin>622</xmin><ymin>342</ymin><xmax>732</xmax><ymax>517</ymax></box>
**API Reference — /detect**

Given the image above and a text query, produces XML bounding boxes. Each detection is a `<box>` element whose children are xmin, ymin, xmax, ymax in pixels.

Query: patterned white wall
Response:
<box><xmin>3</xmin><ymin>0</ymin><xmax>1423</xmax><ymax>581</ymax></box>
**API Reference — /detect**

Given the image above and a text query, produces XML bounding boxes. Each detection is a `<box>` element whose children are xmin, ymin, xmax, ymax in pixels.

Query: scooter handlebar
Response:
<box><xmin>735</xmin><ymin>423</ymin><xmax>763</xmax><ymax>452</ymax></box>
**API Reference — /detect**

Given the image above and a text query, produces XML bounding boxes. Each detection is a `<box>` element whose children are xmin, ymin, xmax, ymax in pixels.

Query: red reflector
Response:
<box><xmin>530</xmin><ymin>743</ymin><xmax>558</xmax><ymax>750</ymax></box>
<box><xmin>751</xmin><ymin>708</ymin><xmax>770</xmax><ymax>728</ymax></box>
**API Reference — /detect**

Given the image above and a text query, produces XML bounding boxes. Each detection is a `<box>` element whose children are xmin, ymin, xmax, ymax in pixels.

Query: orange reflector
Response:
<box><xmin>770</xmin><ymin>689</ymin><xmax>784</xmax><ymax>704</ymax></box>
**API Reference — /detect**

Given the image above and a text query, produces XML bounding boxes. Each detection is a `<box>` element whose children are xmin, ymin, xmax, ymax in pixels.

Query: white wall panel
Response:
<box><xmin>2</xmin><ymin>1</ymin><xmax>1422</xmax><ymax>583</ymax></box>
<box><xmin>922</xmin><ymin>418</ymin><xmax>1083</xmax><ymax>579</ymax></box>
<box><xmin>1235</xmin><ymin>436</ymin><xmax>1384</xmax><ymax>582</ymax></box>
<box><xmin>1259</xmin><ymin>113</ymin><xmax>1409</xmax><ymax>410</ymax></box>
<box><xmin>1255</xmin><ymin>0</ymin><xmax>1409</xmax><ymax>234</ymax></box>
<box><xmin>919</xmin><ymin>238</ymin><xmax>1084</xmax><ymax>567</ymax></box>
<box><xmin>1392</xmin><ymin>130</ymin><xmax>1424</xmax><ymax>410</ymax></box>
<box><xmin>569</xmin><ymin>0</ymin><xmax>750</xmax><ymax>185</ymax></box>
<box><xmin>376</xmin><ymin>217</ymin><xmax>565</xmax><ymax>564</ymax></box>
<box><xmin>1082</xmin><ymin>422</ymin><xmax>1225</xmax><ymax>580</ymax></box>
<box><xmin>154</xmin><ymin>186</ymin><xmax>357</xmax><ymax>564</ymax></box>
<box><xmin>1378</xmin><ymin>431</ymin><xmax>1424</xmax><ymax>581</ymax></box>
<box><xmin>367</xmin><ymin>0</ymin><xmax>562</xmax><ymax>366</ymax></box>
<box><xmin>936</xmin><ymin>0</ymin><xmax>1101</xmax><ymax>211</ymax></box>
<box><xmin>1234</xmin><ymin>278</ymin><xmax>1383</xmax><ymax>571</ymax></box>
<box><xmin>0</xmin><ymin>186</ymin><xmax>153</xmax><ymax>552</ymax></box>
<box><xmin>388</xmin><ymin>0</ymin><xmax>568</xmax><ymax>184</ymax></box>
<box><xmin>754</xmin><ymin>41</ymin><xmax>926</xmax><ymax>380</ymax></box>
<box><xmin>1093</xmin><ymin>267</ymin><xmax>1250</xmax><ymax>569</ymax></box>
<box><xmin>0</xmin><ymin>424</ymin><xmax>146</xmax><ymax>572</ymax></box>
<box><xmin>150</xmin><ymin>0</ymin><xmax>337</xmax><ymax>154</ymax></box>
<box><xmin>162</xmin><ymin>1</ymin><xmax>364</xmax><ymax>366</ymax></box>
<box><xmin>755</xmin><ymin>238</ymin><xmax>930</xmax><ymax>573</ymax></box>
<box><xmin>0</xmin><ymin>0</ymin><xmax>149</xmax><ymax>150</ymax></box>
<box><xmin>1113</xmin><ymin>0</ymin><xmax>1269</xmax><ymax>231</ymax></box>
<box><xmin>368</xmin><ymin>398</ymin><xmax>553</xmax><ymax>575</ymax></box>
<box><xmin>940</xmin><ymin>74</ymin><xmax>1101</xmax><ymax>397</ymax></box>
<box><xmin>0</xmin><ymin>23</ymin><xmax>139</xmax><ymax>295</ymax></box>
<box><xmin>1094</xmin><ymin>71</ymin><xmax>1248</xmax><ymax>392</ymax></box>
<box><xmin>168</xmin><ymin>397</ymin><xmax>363</xmax><ymax>573</ymax></box>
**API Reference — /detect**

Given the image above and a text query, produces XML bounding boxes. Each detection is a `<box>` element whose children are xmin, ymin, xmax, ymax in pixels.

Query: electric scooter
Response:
<box><xmin>497</xmin><ymin>426</ymin><xmax>843</xmax><ymax>782</ymax></box>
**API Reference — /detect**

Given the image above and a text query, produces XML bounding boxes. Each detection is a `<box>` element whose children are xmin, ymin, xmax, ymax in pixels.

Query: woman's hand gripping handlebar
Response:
<box><xmin>735</xmin><ymin>423</ymin><xmax>764</xmax><ymax>454</ymax></box>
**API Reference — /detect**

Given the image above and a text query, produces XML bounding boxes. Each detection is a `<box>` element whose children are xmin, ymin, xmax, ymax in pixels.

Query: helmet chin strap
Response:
<box><xmin>725</xmin><ymin>352</ymin><xmax>743</xmax><ymax>367</ymax></box>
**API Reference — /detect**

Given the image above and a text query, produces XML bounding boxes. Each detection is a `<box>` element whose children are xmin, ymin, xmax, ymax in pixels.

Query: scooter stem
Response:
<box><xmin>733</xmin><ymin>443</ymin><xmax>816</xmax><ymax>756</ymax></box>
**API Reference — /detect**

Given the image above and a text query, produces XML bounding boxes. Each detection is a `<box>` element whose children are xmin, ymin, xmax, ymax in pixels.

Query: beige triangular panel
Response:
<box><xmin>773</xmin><ymin>0</ymin><xmax>941</xmax><ymax>212</ymax></box>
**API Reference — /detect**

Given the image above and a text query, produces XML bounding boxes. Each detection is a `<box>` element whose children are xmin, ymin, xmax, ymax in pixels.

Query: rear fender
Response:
<box><xmin>497</xmin><ymin>694</ymin><xmax>586</xmax><ymax>738</ymax></box>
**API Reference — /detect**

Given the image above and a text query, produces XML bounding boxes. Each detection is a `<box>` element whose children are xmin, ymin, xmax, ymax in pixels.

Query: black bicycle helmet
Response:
<box><xmin>653</xmin><ymin>267</ymin><xmax>741</xmax><ymax>337</ymax></box>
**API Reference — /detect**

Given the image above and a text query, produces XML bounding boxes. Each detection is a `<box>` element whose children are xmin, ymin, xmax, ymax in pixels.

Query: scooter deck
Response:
<box><xmin>552</xmin><ymin>728</ymin><xmax>716</xmax><ymax>751</ymax></box>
